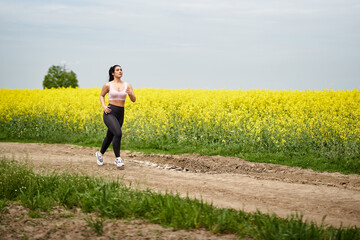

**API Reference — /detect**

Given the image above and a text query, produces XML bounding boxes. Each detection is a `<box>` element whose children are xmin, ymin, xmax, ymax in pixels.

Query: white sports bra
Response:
<box><xmin>108</xmin><ymin>82</ymin><xmax>127</xmax><ymax>101</ymax></box>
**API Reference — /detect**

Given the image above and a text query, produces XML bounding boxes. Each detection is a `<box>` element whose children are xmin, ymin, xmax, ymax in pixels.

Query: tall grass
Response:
<box><xmin>0</xmin><ymin>158</ymin><xmax>358</xmax><ymax>239</ymax></box>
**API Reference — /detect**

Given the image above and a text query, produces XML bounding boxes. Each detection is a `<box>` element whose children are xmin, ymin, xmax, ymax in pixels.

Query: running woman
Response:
<box><xmin>95</xmin><ymin>65</ymin><xmax>136</xmax><ymax>168</ymax></box>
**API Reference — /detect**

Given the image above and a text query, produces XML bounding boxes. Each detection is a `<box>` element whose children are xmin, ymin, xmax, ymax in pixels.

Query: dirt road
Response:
<box><xmin>1</xmin><ymin>142</ymin><xmax>359</xmax><ymax>228</ymax></box>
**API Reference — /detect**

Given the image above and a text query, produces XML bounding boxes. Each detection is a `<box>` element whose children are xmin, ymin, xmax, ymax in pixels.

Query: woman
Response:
<box><xmin>95</xmin><ymin>65</ymin><xmax>136</xmax><ymax>168</ymax></box>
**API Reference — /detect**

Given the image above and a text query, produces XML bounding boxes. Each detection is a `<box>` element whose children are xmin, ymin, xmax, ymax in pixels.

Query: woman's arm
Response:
<box><xmin>126</xmin><ymin>83</ymin><xmax>136</xmax><ymax>102</ymax></box>
<box><xmin>100</xmin><ymin>83</ymin><xmax>110</xmax><ymax>112</ymax></box>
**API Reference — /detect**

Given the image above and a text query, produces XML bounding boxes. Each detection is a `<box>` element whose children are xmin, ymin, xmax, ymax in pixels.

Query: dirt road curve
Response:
<box><xmin>1</xmin><ymin>142</ymin><xmax>359</xmax><ymax>228</ymax></box>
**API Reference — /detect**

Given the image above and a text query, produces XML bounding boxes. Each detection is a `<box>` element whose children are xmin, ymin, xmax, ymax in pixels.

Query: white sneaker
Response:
<box><xmin>114</xmin><ymin>157</ymin><xmax>125</xmax><ymax>168</ymax></box>
<box><xmin>96</xmin><ymin>151</ymin><xmax>103</xmax><ymax>166</ymax></box>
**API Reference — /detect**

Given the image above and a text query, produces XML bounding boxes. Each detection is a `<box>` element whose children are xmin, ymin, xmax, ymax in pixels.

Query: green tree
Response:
<box><xmin>43</xmin><ymin>65</ymin><xmax>79</xmax><ymax>89</ymax></box>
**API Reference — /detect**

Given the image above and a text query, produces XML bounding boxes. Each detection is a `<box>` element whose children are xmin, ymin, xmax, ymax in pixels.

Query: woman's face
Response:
<box><xmin>113</xmin><ymin>66</ymin><xmax>123</xmax><ymax>78</ymax></box>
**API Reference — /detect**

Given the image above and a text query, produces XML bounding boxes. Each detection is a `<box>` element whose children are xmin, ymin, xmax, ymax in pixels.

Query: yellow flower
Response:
<box><xmin>0</xmin><ymin>87</ymin><xmax>359</xmax><ymax>154</ymax></box>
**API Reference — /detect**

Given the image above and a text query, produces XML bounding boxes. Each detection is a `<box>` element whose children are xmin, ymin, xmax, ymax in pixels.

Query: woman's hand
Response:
<box><xmin>103</xmin><ymin>105</ymin><xmax>111</xmax><ymax>114</ymax></box>
<box><xmin>126</xmin><ymin>88</ymin><xmax>133</xmax><ymax>96</ymax></box>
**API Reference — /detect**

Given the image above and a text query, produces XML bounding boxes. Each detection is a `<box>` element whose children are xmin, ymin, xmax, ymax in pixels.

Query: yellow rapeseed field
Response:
<box><xmin>1</xmin><ymin>87</ymin><xmax>359</xmax><ymax>155</ymax></box>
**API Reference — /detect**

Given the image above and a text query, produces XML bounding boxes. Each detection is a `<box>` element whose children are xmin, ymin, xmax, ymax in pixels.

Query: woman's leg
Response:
<box><xmin>100</xmin><ymin>128</ymin><xmax>113</xmax><ymax>155</ymax></box>
<box><xmin>102</xmin><ymin>113</ymin><xmax>122</xmax><ymax>158</ymax></box>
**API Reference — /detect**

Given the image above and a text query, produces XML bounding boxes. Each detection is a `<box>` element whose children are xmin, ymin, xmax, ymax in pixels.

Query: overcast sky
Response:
<box><xmin>0</xmin><ymin>0</ymin><xmax>359</xmax><ymax>90</ymax></box>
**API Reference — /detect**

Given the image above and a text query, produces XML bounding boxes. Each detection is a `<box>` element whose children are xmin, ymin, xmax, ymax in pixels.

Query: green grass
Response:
<box><xmin>85</xmin><ymin>216</ymin><xmax>105</xmax><ymax>236</ymax></box>
<box><xmin>0</xmin><ymin>158</ymin><xmax>359</xmax><ymax>239</ymax></box>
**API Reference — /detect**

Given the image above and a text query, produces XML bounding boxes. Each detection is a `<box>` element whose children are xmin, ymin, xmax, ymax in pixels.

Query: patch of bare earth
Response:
<box><xmin>0</xmin><ymin>204</ymin><xmax>237</xmax><ymax>240</ymax></box>
<box><xmin>1</xmin><ymin>142</ymin><xmax>360</xmax><ymax>238</ymax></box>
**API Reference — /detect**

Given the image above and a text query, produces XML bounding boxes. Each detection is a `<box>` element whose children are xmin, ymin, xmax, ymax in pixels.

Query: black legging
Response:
<box><xmin>100</xmin><ymin>104</ymin><xmax>124</xmax><ymax>158</ymax></box>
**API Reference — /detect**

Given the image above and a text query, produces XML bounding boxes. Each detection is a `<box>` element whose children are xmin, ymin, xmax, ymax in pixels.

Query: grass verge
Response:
<box><xmin>0</xmin><ymin>158</ymin><xmax>358</xmax><ymax>240</ymax></box>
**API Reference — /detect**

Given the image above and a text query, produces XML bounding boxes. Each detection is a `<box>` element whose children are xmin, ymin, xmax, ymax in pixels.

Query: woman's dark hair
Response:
<box><xmin>109</xmin><ymin>65</ymin><xmax>121</xmax><ymax>81</ymax></box>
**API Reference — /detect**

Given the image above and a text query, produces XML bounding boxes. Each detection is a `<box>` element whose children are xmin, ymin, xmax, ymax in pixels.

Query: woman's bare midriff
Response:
<box><xmin>109</xmin><ymin>100</ymin><xmax>126</xmax><ymax>107</ymax></box>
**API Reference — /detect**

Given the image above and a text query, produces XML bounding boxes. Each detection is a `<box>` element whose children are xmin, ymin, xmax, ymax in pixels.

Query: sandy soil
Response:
<box><xmin>1</xmin><ymin>142</ymin><xmax>359</xmax><ymax>239</ymax></box>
